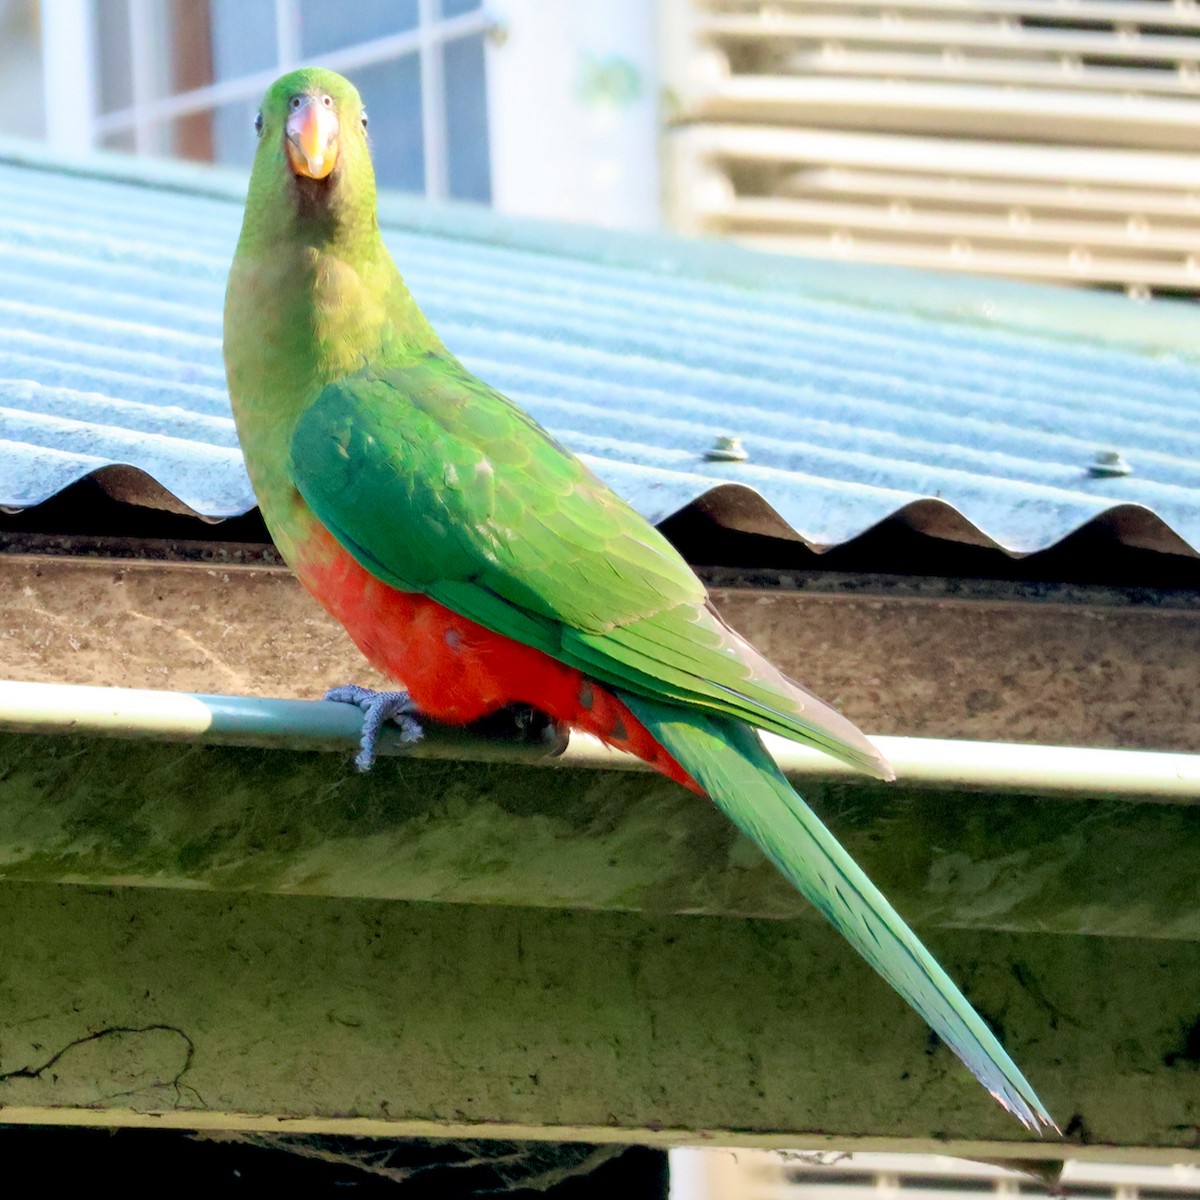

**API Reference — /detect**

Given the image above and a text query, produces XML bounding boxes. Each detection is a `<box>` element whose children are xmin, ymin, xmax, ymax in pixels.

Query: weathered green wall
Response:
<box><xmin>0</xmin><ymin>732</ymin><xmax>1196</xmax><ymax>1154</ymax></box>
<box><xmin>0</xmin><ymin>880</ymin><xmax>1195</xmax><ymax>1156</ymax></box>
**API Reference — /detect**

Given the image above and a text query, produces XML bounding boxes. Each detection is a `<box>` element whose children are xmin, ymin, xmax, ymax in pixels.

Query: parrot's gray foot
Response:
<box><xmin>324</xmin><ymin>685</ymin><xmax>424</xmax><ymax>771</ymax></box>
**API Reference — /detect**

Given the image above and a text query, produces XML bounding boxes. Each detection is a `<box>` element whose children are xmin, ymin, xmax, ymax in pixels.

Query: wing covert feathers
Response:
<box><xmin>290</xmin><ymin>364</ymin><xmax>892</xmax><ymax>780</ymax></box>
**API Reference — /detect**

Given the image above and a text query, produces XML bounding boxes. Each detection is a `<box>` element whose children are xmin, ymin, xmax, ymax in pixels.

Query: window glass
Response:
<box><xmin>344</xmin><ymin>57</ymin><xmax>425</xmax><ymax>194</ymax></box>
<box><xmin>212</xmin><ymin>99</ymin><xmax>262</xmax><ymax>168</ymax></box>
<box><xmin>95</xmin><ymin>0</ymin><xmax>132</xmax><ymax>114</ymax></box>
<box><xmin>210</xmin><ymin>0</ymin><xmax>277</xmax><ymax>165</ymax></box>
<box><xmin>298</xmin><ymin>0</ymin><xmax>418</xmax><ymax>56</ymax></box>
<box><xmin>211</xmin><ymin>0</ymin><xmax>277</xmax><ymax>77</ymax></box>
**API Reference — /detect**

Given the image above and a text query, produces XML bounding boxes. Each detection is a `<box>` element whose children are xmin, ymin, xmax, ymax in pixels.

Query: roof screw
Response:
<box><xmin>1088</xmin><ymin>449</ymin><xmax>1132</xmax><ymax>477</ymax></box>
<box><xmin>705</xmin><ymin>435</ymin><xmax>748</xmax><ymax>463</ymax></box>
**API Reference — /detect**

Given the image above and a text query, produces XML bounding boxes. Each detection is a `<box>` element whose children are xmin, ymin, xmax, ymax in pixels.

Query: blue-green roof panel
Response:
<box><xmin>1</xmin><ymin>143</ymin><xmax>1198</xmax><ymax>556</ymax></box>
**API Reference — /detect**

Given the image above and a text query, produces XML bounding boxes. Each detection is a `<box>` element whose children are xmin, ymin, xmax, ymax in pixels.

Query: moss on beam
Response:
<box><xmin>0</xmin><ymin>730</ymin><xmax>1196</xmax><ymax>939</ymax></box>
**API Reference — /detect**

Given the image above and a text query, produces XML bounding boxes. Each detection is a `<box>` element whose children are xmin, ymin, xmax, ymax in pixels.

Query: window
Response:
<box><xmin>43</xmin><ymin>0</ymin><xmax>494</xmax><ymax>201</ymax></box>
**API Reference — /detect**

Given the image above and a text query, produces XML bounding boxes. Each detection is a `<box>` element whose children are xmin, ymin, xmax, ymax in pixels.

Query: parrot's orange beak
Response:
<box><xmin>286</xmin><ymin>95</ymin><xmax>339</xmax><ymax>180</ymax></box>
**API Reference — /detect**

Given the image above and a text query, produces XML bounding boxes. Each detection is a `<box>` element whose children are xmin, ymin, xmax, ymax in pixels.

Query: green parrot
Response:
<box><xmin>224</xmin><ymin>67</ymin><xmax>1054</xmax><ymax>1131</ymax></box>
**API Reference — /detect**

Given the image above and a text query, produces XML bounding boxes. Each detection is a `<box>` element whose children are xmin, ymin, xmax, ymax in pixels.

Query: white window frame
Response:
<box><xmin>40</xmin><ymin>0</ymin><xmax>493</xmax><ymax>199</ymax></box>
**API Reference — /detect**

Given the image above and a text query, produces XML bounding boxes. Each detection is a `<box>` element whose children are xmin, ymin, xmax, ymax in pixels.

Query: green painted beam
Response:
<box><xmin>0</xmin><ymin>683</ymin><xmax>1196</xmax><ymax>1150</ymax></box>
<box><xmin>0</xmin><ymin>880</ymin><xmax>1195</xmax><ymax>1157</ymax></box>
<box><xmin>0</xmin><ymin>691</ymin><xmax>1196</xmax><ymax>938</ymax></box>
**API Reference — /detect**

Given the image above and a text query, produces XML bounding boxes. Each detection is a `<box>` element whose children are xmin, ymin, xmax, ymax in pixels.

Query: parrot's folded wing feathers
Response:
<box><xmin>289</xmin><ymin>360</ymin><xmax>889</xmax><ymax>777</ymax></box>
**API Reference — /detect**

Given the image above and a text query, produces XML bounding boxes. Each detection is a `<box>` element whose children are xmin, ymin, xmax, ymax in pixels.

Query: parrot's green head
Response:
<box><xmin>241</xmin><ymin>68</ymin><xmax>377</xmax><ymax>248</ymax></box>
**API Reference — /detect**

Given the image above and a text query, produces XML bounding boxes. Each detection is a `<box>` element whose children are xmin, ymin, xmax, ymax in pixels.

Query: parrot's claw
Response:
<box><xmin>324</xmin><ymin>685</ymin><xmax>424</xmax><ymax>771</ymax></box>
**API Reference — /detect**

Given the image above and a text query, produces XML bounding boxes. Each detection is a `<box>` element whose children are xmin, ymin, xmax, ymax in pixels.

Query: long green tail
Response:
<box><xmin>618</xmin><ymin>691</ymin><xmax>1056</xmax><ymax>1131</ymax></box>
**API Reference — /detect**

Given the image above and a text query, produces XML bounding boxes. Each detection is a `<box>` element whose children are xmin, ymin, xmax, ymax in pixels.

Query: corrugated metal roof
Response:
<box><xmin>1</xmin><ymin>140</ymin><xmax>1198</xmax><ymax>557</ymax></box>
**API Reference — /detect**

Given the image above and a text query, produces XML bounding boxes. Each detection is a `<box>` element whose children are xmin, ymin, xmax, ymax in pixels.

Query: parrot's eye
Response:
<box><xmin>322</xmin><ymin>94</ymin><xmax>334</xmax><ymax>109</ymax></box>
<box><xmin>289</xmin><ymin>96</ymin><xmax>302</xmax><ymax>111</ymax></box>
<box><xmin>253</xmin><ymin>111</ymin><xmax>263</xmax><ymax>137</ymax></box>
<box><xmin>361</xmin><ymin>109</ymin><xmax>368</xmax><ymax>131</ymax></box>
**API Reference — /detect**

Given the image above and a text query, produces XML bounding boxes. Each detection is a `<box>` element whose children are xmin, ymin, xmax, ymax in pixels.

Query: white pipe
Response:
<box><xmin>40</xmin><ymin>0</ymin><xmax>99</xmax><ymax>155</ymax></box>
<box><xmin>484</xmin><ymin>0</ymin><xmax>662</xmax><ymax>230</ymax></box>
<box><xmin>128</xmin><ymin>0</ymin><xmax>164</xmax><ymax>155</ymax></box>
<box><xmin>418</xmin><ymin>0</ymin><xmax>449</xmax><ymax>200</ymax></box>
<box><xmin>274</xmin><ymin>0</ymin><xmax>301</xmax><ymax>69</ymax></box>
<box><xmin>0</xmin><ymin>679</ymin><xmax>1196</xmax><ymax>801</ymax></box>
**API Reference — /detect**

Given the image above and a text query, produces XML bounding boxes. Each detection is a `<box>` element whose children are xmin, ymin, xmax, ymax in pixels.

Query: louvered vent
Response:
<box><xmin>664</xmin><ymin>0</ymin><xmax>1200</xmax><ymax>297</ymax></box>
<box><xmin>672</xmin><ymin>1149</ymin><xmax>1200</xmax><ymax>1200</ymax></box>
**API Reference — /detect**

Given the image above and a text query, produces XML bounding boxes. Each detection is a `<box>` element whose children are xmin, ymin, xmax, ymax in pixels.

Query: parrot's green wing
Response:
<box><xmin>288</xmin><ymin>355</ymin><xmax>889</xmax><ymax>776</ymax></box>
